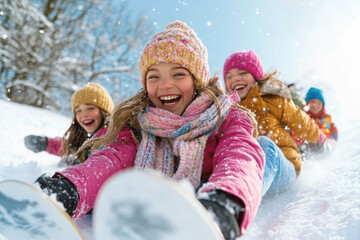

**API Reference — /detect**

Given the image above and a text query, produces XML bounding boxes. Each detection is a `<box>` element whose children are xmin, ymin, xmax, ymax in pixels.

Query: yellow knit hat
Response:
<box><xmin>71</xmin><ymin>83</ymin><xmax>114</xmax><ymax>114</ymax></box>
<box><xmin>138</xmin><ymin>21</ymin><xmax>210</xmax><ymax>89</ymax></box>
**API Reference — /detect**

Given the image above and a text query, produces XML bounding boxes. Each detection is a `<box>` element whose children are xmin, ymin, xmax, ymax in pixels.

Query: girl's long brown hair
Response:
<box><xmin>80</xmin><ymin>75</ymin><xmax>225</xmax><ymax>154</ymax></box>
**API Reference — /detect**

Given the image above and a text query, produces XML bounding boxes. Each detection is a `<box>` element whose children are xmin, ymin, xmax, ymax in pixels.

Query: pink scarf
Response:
<box><xmin>134</xmin><ymin>92</ymin><xmax>239</xmax><ymax>187</ymax></box>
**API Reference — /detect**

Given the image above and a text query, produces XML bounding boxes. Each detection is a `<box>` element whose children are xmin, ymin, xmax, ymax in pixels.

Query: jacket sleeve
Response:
<box><xmin>197</xmin><ymin>108</ymin><xmax>265</xmax><ymax>234</ymax></box>
<box><xmin>54</xmin><ymin>128</ymin><xmax>138</xmax><ymax>220</ymax></box>
<box><xmin>281</xmin><ymin>98</ymin><xmax>320</xmax><ymax>143</ymax></box>
<box><xmin>46</xmin><ymin>137</ymin><xmax>63</xmax><ymax>156</ymax></box>
<box><xmin>330</xmin><ymin>123</ymin><xmax>338</xmax><ymax>141</ymax></box>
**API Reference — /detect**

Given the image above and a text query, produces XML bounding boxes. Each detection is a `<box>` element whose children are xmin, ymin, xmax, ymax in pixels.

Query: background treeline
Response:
<box><xmin>0</xmin><ymin>0</ymin><xmax>154</xmax><ymax>114</ymax></box>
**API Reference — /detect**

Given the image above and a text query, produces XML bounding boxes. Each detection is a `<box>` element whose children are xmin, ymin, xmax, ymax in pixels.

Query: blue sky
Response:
<box><xmin>124</xmin><ymin>0</ymin><xmax>360</xmax><ymax>118</ymax></box>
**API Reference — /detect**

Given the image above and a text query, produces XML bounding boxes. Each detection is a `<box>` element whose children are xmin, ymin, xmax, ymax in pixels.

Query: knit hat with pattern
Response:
<box><xmin>223</xmin><ymin>50</ymin><xmax>264</xmax><ymax>81</ymax></box>
<box><xmin>71</xmin><ymin>82</ymin><xmax>114</xmax><ymax>114</ymax></box>
<box><xmin>139</xmin><ymin>21</ymin><xmax>210</xmax><ymax>88</ymax></box>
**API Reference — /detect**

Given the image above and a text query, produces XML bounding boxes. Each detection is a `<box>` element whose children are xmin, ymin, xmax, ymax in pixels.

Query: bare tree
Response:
<box><xmin>0</xmin><ymin>0</ymin><xmax>153</xmax><ymax>111</ymax></box>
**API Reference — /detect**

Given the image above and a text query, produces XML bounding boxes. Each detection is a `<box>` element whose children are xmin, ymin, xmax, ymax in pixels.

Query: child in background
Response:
<box><xmin>223</xmin><ymin>50</ymin><xmax>324</xmax><ymax>197</ymax></box>
<box><xmin>300</xmin><ymin>87</ymin><xmax>338</xmax><ymax>153</ymax></box>
<box><xmin>34</xmin><ymin>21</ymin><xmax>265</xmax><ymax>240</ymax></box>
<box><xmin>24</xmin><ymin>82</ymin><xmax>114</xmax><ymax>165</ymax></box>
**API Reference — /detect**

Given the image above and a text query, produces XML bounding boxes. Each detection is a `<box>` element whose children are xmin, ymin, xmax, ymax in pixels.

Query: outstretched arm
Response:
<box><xmin>197</xmin><ymin>108</ymin><xmax>265</xmax><ymax>234</ymax></box>
<box><xmin>52</xmin><ymin>128</ymin><xmax>138</xmax><ymax>220</ymax></box>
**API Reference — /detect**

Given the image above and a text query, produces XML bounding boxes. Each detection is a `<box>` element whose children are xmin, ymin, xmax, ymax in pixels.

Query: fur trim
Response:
<box><xmin>258</xmin><ymin>77</ymin><xmax>292</xmax><ymax>99</ymax></box>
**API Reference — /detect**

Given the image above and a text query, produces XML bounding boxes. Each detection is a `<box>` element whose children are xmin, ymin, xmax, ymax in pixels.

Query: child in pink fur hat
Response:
<box><xmin>223</xmin><ymin>50</ymin><xmax>325</xmax><ymax>197</ymax></box>
<box><xmin>35</xmin><ymin>22</ymin><xmax>265</xmax><ymax>239</ymax></box>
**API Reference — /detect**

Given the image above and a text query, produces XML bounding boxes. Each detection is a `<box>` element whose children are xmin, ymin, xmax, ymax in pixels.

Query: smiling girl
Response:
<box><xmin>146</xmin><ymin>62</ymin><xmax>196</xmax><ymax>115</ymax></box>
<box><xmin>24</xmin><ymin>82</ymin><xmax>114</xmax><ymax>165</ymax></box>
<box><xmin>223</xmin><ymin>50</ymin><xmax>325</xmax><ymax>197</ymax></box>
<box><xmin>35</xmin><ymin>21</ymin><xmax>265</xmax><ymax>239</ymax></box>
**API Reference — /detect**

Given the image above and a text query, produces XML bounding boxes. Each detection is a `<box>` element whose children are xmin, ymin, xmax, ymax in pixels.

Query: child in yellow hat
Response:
<box><xmin>24</xmin><ymin>82</ymin><xmax>114</xmax><ymax>165</ymax></box>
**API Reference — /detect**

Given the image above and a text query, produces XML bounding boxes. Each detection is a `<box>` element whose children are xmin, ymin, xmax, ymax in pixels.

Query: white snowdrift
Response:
<box><xmin>0</xmin><ymin>99</ymin><xmax>359</xmax><ymax>240</ymax></box>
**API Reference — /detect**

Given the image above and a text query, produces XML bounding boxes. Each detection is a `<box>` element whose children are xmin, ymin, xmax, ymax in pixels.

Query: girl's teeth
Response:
<box><xmin>161</xmin><ymin>96</ymin><xmax>179</xmax><ymax>100</ymax></box>
<box><xmin>160</xmin><ymin>95</ymin><xmax>180</xmax><ymax>105</ymax></box>
<box><xmin>84</xmin><ymin>120</ymin><xmax>94</xmax><ymax>124</ymax></box>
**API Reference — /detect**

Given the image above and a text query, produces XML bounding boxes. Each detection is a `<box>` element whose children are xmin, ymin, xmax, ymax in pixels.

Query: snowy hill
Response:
<box><xmin>0</xmin><ymin>99</ymin><xmax>359</xmax><ymax>240</ymax></box>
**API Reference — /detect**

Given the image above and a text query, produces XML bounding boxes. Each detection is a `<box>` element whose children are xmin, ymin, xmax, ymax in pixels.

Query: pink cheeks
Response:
<box><xmin>146</xmin><ymin>62</ymin><xmax>195</xmax><ymax>116</ymax></box>
<box><xmin>74</xmin><ymin>104</ymin><xmax>102</xmax><ymax>133</ymax></box>
<box><xmin>225</xmin><ymin>68</ymin><xmax>256</xmax><ymax>100</ymax></box>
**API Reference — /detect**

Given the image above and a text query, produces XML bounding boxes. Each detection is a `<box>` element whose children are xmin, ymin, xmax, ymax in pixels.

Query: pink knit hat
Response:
<box><xmin>223</xmin><ymin>50</ymin><xmax>264</xmax><ymax>81</ymax></box>
<box><xmin>139</xmin><ymin>21</ymin><xmax>210</xmax><ymax>88</ymax></box>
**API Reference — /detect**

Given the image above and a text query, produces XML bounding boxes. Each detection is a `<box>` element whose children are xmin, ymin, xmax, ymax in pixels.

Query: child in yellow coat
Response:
<box><xmin>223</xmin><ymin>50</ymin><xmax>324</xmax><ymax>196</ymax></box>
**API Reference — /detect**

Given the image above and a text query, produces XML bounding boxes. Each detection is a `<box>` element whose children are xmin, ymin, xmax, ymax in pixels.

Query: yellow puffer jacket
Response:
<box><xmin>239</xmin><ymin>83</ymin><xmax>320</xmax><ymax>173</ymax></box>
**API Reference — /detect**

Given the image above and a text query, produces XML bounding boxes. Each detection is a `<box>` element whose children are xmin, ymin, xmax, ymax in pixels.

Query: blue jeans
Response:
<box><xmin>258</xmin><ymin>136</ymin><xmax>297</xmax><ymax>197</ymax></box>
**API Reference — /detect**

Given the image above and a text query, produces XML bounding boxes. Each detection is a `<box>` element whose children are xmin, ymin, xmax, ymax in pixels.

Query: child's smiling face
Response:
<box><xmin>75</xmin><ymin>104</ymin><xmax>102</xmax><ymax>133</ymax></box>
<box><xmin>146</xmin><ymin>62</ymin><xmax>196</xmax><ymax>116</ymax></box>
<box><xmin>225</xmin><ymin>68</ymin><xmax>256</xmax><ymax>100</ymax></box>
<box><xmin>307</xmin><ymin>99</ymin><xmax>324</xmax><ymax>114</ymax></box>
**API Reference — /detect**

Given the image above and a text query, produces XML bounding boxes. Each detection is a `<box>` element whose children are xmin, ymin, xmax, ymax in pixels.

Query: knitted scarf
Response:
<box><xmin>134</xmin><ymin>92</ymin><xmax>239</xmax><ymax>187</ymax></box>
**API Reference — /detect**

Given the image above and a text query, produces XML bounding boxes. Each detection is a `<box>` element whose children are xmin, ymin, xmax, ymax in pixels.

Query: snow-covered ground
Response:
<box><xmin>0</xmin><ymin>99</ymin><xmax>359</xmax><ymax>240</ymax></box>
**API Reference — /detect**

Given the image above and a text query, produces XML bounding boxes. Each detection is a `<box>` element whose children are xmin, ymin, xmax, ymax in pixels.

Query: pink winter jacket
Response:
<box><xmin>45</xmin><ymin>137</ymin><xmax>63</xmax><ymax>156</ymax></box>
<box><xmin>45</xmin><ymin>128</ymin><xmax>108</xmax><ymax>156</ymax></box>
<box><xmin>55</xmin><ymin>108</ymin><xmax>265</xmax><ymax>234</ymax></box>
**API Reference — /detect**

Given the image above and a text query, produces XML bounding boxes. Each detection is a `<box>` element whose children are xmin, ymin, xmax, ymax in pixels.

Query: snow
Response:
<box><xmin>1</xmin><ymin>99</ymin><xmax>360</xmax><ymax>240</ymax></box>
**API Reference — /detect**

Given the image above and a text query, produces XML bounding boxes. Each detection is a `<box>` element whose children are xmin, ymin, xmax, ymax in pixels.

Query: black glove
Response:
<box><xmin>35</xmin><ymin>174</ymin><xmax>79</xmax><ymax>216</ymax></box>
<box><xmin>199</xmin><ymin>190</ymin><xmax>244</xmax><ymax>240</ymax></box>
<box><xmin>24</xmin><ymin>135</ymin><xmax>48</xmax><ymax>153</ymax></box>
